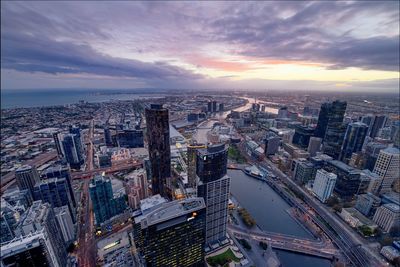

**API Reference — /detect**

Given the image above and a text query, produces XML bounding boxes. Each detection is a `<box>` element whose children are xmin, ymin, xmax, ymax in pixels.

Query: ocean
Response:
<box><xmin>1</xmin><ymin>89</ymin><xmax>163</xmax><ymax>109</ymax></box>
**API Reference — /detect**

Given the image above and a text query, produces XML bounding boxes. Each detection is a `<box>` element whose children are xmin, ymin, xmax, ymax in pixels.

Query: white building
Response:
<box><xmin>373</xmin><ymin>203</ymin><xmax>400</xmax><ymax>232</ymax></box>
<box><xmin>312</xmin><ymin>169</ymin><xmax>337</xmax><ymax>203</ymax></box>
<box><xmin>54</xmin><ymin>206</ymin><xmax>75</xmax><ymax>244</ymax></box>
<box><xmin>373</xmin><ymin>147</ymin><xmax>400</xmax><ymax>194</ymax></box>
<box><xmin>380</xmin><ymin>246</ymin><xmax>400</xmax><ymax>261</ymax></box>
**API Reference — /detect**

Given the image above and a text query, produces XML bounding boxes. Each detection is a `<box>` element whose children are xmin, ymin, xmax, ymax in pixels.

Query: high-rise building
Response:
<box><xmin>207</xmin><ymin>101</ymin><xmax>212</xmax><ymax>113</ymax></box>
<box><xmin>369</xmin><ymin>115</ymin><xmax>388</xmax><ymax>138</ymax></box>
<box><xmin>14</xmin><ymin>200</ymin><xmax>67</xmax><ymax>267</ymax></box>
<box><xmin>52</xmin><ymin>131</ymin><xmax>64</xmax><ymax>158</ymax></box>
<box><xmin>373</xmin><ymin>203</ymin><xmax>400</xmax><ymax>233</ymax></box>
<box><xmin>196</xmin><ymin>144</ymin><xmax>230</xmax><ymax>246</ymax></box>
<box><xmin>307</xmin><ymin>137</ymin><xmax>322</xmax><ymax>157</ymax></box>
<box><xmin>89</xmin><ymin>175</ymin><xmax>127</xmax><ymax>225</ymax></box>
<box><xmin>324</xmin><ymin>160</ymin><xmax>361</xmax><ymax>199</ymax></box>
<box><xmin>41</xmin><ymin>165</ymin><xmax>76</xmax><ymax>207</ymax></box>
<box><xmin>312</xmin><ymin>169</ymin><xmax>337</xmax><ymax>203</ymax></box>
<box><xmin>15</xmin><ymin>165</ymin><xmax>40</xmax><ymax>198</ymax></box>
<box><xmin>104</xmin><ymin>126</ymin><xmax>113</xmax><ymax>146</ymax></box>
<box><xmin>0</xmin><ymin>199</ymin><xmax>19</xmax><ymax>243</ymax></box>
<box><xmin>292</xmin><ymin>125</ymin><xmax>315</xmax><ymax>149</ymax></box>
<box><xmin>54</xmin><ymin>206</ymin><xmax>75</xmax><ymax>245</ymax></box>
<box><xmin>314</xmin><ymin>100</ymin><xmax>347</xmax><ymax>139</ymax></box>
<box><xmin>340</xmin><ymin>122</ymin><xmax>368</xmax><ymax>163</ymax></box>
<box><xmin>361</xmin><ymin>169</ymin><xmax>383</xmax><ymax>195</ymax></box>
<box><xmin>364</xmin><ymin>142</ymin><xmax>388</xmax><ymax>171</ymax></box>
<box><xmin>125</xmin><ymin>169</ymin><xmax>148</xmax><ymax>209</ymax></box>
<box><xmin>187</xmin><ymin>143</ymin><xmax>206</xmax><ymax>188</ymax></box>
<box><xmin>219</xmin><ymin>103</ymin><xmax>224</xmax><ymax>112</ymax></box>
<box><xmin>212</xmin><ymin>101</ymin><xmax>217</xmax><ymax>112</ymax></box>
<box><xmin>62</xmin><ymin>133</ymin><xmax>84</xmax><ymax>169</ymax></box>
<box><xmin>355</xmin><ymin>193</ymin><xmax>381</xmax><ymax>217</ymax></box>
<box><xmin>32</xmin><ymin>177</ymin><xmax>76</xmax><ymax>223</ymax></box>
<box><xmin>293</xmin><ymin>160</ymin><xmax>315</xmax><ymax>184</ymax></box>
<box><xmin>145</xmin><ymin>104</ymin><xmax>171</xmax><ymax>198</ymax></box>
<box><xmin>373</xmin><ymin>147</ymin><xmax>400</xmax><ymax>194</ymax></box>
<box><xmin>265</xmin><ymin>135</ymin><xmax>280</xmax><ymax>156</ymax></box>
<box><xmin>116</xmin><ymin>129</ymin><xmax>144</xmax><ymax>148</ymax></box>
<box><xmin>133</xmin><ymin>198</ymin><xmax>206</xmax><ymax>267</ymax></box>
<box><xmin>323</xmin><ymin>123</ymin><xmax>347</xmax><ymax>159</ymax></box>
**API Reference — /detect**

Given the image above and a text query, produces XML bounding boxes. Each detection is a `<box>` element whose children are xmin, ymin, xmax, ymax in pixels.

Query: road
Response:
<box><xmin>76</xmin><ymin>120</ymin><xmax>97</xmax><ymax>267</ymax></box>
<box><xmin>1</xmin><ymin>151</ymin><xmax>58</xmax><ymax>193</ymax></box>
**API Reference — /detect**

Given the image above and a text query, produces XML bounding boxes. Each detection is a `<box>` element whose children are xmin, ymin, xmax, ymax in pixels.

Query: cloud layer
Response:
<box><xmin>1</xmin><ymin>1</ymin><xmax>399</xmax><ymax>91</ymax></box>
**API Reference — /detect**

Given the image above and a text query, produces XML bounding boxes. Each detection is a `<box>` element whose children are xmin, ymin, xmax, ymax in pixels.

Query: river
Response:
<box><xmin>228</xmin><ymin>169</ymin><xmax>332</xmax><ymax>267</ymax></box>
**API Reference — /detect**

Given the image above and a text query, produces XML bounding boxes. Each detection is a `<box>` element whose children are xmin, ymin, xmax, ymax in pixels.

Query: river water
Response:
<box><xmin>228</xmin><ymin>169</ymin><xmax>332</xmax><ymax>267</ymax></box>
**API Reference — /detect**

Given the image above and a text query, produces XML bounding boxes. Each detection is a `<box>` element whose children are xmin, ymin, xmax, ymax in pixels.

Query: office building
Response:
<box><xmin>293</xmin><ymin>160</ymin><xmax>315</xmax><ymax>184</ymax></box>
<box><xmin>265</xmin><ymin>135</ymin><xmax>280</xmax><ymax>156</ymax></box>
<box><xmin>196</xmin><ymin>144</ymin><xmax>230</xmax><ymax>246</ymax></box>
<box><xmin>380</xmin><ymin>246</ymin><xmax>400</xmax><ymax>262</ymax></box>
<box><xmin>314</xmin><ymin>100</ymin><xmax>347</xmax><ymax>139</ymax></box>
<box><xmin>133</xmin><ymin>198</ymin><xmax>206</xmax><ymax>267</ymax></box>
<box><xmin>307</xmin><ymin>137</ymin><xmax>322</xmax><ymax>157</ymax></box>
<box><xmin>62</xmin><ymin>133</ymin><xmax>84</xmax><ymax>169</ymax></box>
<box><xmin>312</xmin><ymin>169</ymin><xmax>337</xmax><ymax>203</ymax></box>
<box><xmin>14</xmin><ymin>200</ymin><xmax>67</xmax><ymax>267</ymax></box>
<box><xmin>355</xmin><ymin>193</ymin><xmax>381</xmax><ymax>217</ymax></box>
<box><xmin>1</xmin><ymin>230</ymin><xmax>60</xmax><ymax>267</ymax></box>
<box><xmin>41</xmin><ymin>165</ymin><xmax>76</xmax><ymax>207</ymax></box>
<box><xmin>89</xmin><ymin>175</ymin><xmax>127</xmax><ymax>225</ymax></box>
<box><xmin>364</xmin><ymin>142</ymin><xmax>388</xmax><ymax>171</ymax></box>
<box><xmin>340</xmin><ymin>122</ymin><xmax>368</xmax><ymax>163</ymax></box>
<box><xmin>2</xmin><ymin>188</ymin><xmax>33</xmax><ymax>210</ymax></box>
<box><xmin>1</xmin><ymin>200</ymin><xmax>19</xmax><ymax>243</ymax></box>
<box><xmin>362</xmin><ymin>169</ymin><xmax>383</xmax><ymax>195</ymax></box>
<box><xmin>15</xmin><ymin>165</ymin><xmax>40</xmax><ymax>198</ymax></box>
<box><xmin>278</xmin><ymin>106</ymin><xmax>288</xmax><ymax>118</ymax></box>
<box><xmin>373</xmin><ymin>203</ymin><xmax>400</xmax><ymax>233</ymax></box>
<box><xmin>212</xmin><ymin>101</ymin><xmax>217</xmax><ymax>112</ymax></box>
<box><xmin>125</xmin><ymin>169</ymin><xmax>148</xmax><ymax>209</ymax></box>
<box><xmin>373</xmin><ymin>147</ymin><xmax>400</xmax><ymax>194</ymax></box>
<box><xmin>145</xmin><ymin>104</ymin><xmax>171</xmax><ymax>198</ymax></box>
<box><xmin>97</xmin><ymin>153</ymin><xmax>112</xmax><ymax>168</ymax></box>
<box><xmin>292</xmin><ymin>125</ymin><xmax>315</xmax><ymax>149</ymax></box>
<box><xmin>104</xmin><ymin>125</ymin><xmax>113</xmax><ymax>146</ymax></box>
<box><xmin>54</xmin><ymin>206</ymin><xmax>75</xmax><ymax>245</ymax></box>
<box><xmin>187</xmin><ymin>143</ymin><xmax>206</xmax><ymax>188</ymax></box>
<box><xmin>219</xmin><ymin>103</ymin><xmax>224</xmax><ymax>111</ymax></box>
<box><xmin>32</xmin><ymin>177</ymin><xmax>76</xmax><ymax>223</ymax></box>
<box><xmin>207</xmin><ymin>101</ymin><xmax>212</xmax><ymax>113</ymax></box>
<box><xmin>324</xmin><ymin>160</ymin><xmax>361</xmax><ymax>199</ymax></box>
<box><xmin>322</xmin><ymin>123</ymin><xmax>347</xmax><ymax>159</ymax></box>
<box><xmin>52</xmin><ymin>131</ymin><xmax>64</xmax><ymax>158</ymax></box>
<box><xmin>369</xmin><ymin>115</ymin><xmax>388</xmax><ymax>138</ymax></box>
<box><xmin>117</xmin><ymin>129</ymin><xmax>144</xmax><ymax>148</ymax></box>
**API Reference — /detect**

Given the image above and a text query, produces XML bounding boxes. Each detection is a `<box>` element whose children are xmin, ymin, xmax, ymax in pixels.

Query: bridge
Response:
<box><xmin>228</xmin><ymin>224</ymin><xmax>339</xmax><ymax>260</ymax></box>
<box><xmin>72</xmin><ymin>160</ymin><xmax>143</xmax><ymax>179</ymax></box>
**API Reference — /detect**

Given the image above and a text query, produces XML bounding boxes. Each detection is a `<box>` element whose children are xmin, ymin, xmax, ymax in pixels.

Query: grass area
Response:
<box><xmin>238</xmin><ymin>208</ymin><xmax>256</xmax><ymax>227</ymax></box>
<box><xmin>206</xmin><ymin>248</ymin><xmax>240</xmax><ymax>267</ymax></box>
<box><xmin>228</xmin><ymin>145</ymin><xmax>247</xmax><ymax>163</ymax></box>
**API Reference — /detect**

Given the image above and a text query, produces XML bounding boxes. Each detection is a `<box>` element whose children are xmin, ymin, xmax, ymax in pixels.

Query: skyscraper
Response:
<box><xmin>15</xmin><ymin>165</ymin><xmax>40</xmax><ymax>198</ymax></box>
<box><xmin>212</xmin><ymin>101</ymin><xmax>217</xmax><ymax>112</ymax></box>
<box><xmin>104</xmin><ymin>125</ymin><xmax>113</xmax><ymax>146</ymax></box>
<box><xmin>52</xmin><ymin>131</ymin><xmax>64</xmax><ymax>158</ymax></box>
<box><xmin>292</xmin><ymin>125</ymin><xmax>315</xmax><ymax>149</ymax></box>
<box><xmin>323</xmin><ymin>123</ymin><xmax>347</xmax><ymax>159</ymax></box>
<box><xmin>373</xmin><ymin>147</ymin><xmax>400</xmax><ymax>194</ymax></box>
<box><xmin>89</xmin><ymin>175</ymin><xmax>127</xmax><ymax>225</ymax></box>
<box><xmin>187</xmin><ymin>142</ymin><xmax>206</xmax><ymax>188</ymax></box>
<box><xmin>324</xmin><ymin>160</ymin><xmax>361</xmax><ymax>199</ymax></box>
<box><xmin>62</xmin><ymin>133</ymin><xmax>85</xmax><ymax>169</ymax></box>
<box><xmin>207</xmin><ymin>101</ymin><xmax>212</xmax><ymax>113</ymax></box>
<box><xmin>307</xmin><ymin>137</ymin><xmax>322</xmax><ymax>157</ymax></box>
<box><xmin>14</xmin><ymin>200</ymin><xmax>67</xmax><ymax>267</ymax></box>
<box><xmin>340</xmin><ymin>122</ymin><xmax>368</xmax><ymax>163</ymax></box>
<box><xmin>32</xmin><ymin>177</ymin><xmax>76</xmax><ymax>223</ymax></box>
<box><xmin>312</xmin><ymin>169</ymin><xmax>337</xmax><ymax>203</ymax></box>
<box><xmin>133</xmin><ymin>198</ymin><xmax>206</xmax><ymax>267</ymax></box>
<box><xmin>0</xmin><ymin>200</ymin><xmax>19</xmax><ymax>243</ymax></box>
<box><xmin>145</xmin><ymin>104</ymin><xmax>171</xmax><ymax>198</ymax></box>
<box><xmin>314</xmin><ymin>100</ymin><xmax>347</xmax><ymax>139</ymax></box>
<box><xmin>41</xmin><ymin>165</ymin><xmax>76</xmax><ymax>207</ymax></box>
<box><xmin>196</xmin><ymin>144</ymin><xmax>230</xmax><ymax>246</ymax></box>
<box><xmin>364</xmin><ymin>142</ymin><xmax>388</xmax><ymax>171</ymax></box>
<box><xmin>369</xmin><ymin>115</ymin><xmax>388</xmax><ymax>138</ymax></box>
<box><xmin>54</xmin><ymin>206</ymin><xmax>75</xmax><ymax>245</ymax></box>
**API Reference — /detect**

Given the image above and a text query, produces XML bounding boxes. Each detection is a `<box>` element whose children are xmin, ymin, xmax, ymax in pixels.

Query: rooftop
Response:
<box><xmin>139</xmin><ymin>194</ymin><xmax>167</xmax><ymax>213</ymax></box>
<box><xmin>383</xmin><ymin>203</ymin><xmax>400</xmax><ymax>213</ymax></box>
<box><xmin>328</xmin><ymin>160</ymin><xmax>361</xmax><ymax>174</ymax></box>
<box><xmin>382</xmin><ymin>146</ymin><xmax>400</xmax><ymax>155</ymax></box>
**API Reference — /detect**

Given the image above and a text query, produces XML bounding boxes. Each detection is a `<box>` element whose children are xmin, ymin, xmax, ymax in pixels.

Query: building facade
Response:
<box><xmin>373</xmin><ymin>147</ymin><xmax>400</xmax><ymax>194</ymax></box>
<box><xmin>15</xmin><ymin>165</ymin><xmax>40</xmax><ymax>198</ymax></box>
<box><xmin>312</xmin><ymin>169</ymin><xmax>337</xmax><ymax>203</ymax></box>
<box><xmin>373</xmin><ymin>203</ymin><xmax>400</xmax><ymax>233</ymax></box>
<box><xmin>340</xmin><ymin>122</ymin><xmax>368</xmax><ymax>163</ymax></box>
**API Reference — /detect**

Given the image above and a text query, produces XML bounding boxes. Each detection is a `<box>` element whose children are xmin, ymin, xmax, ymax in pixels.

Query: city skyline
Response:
<box><xmin>1</xmin><ymin>1</ymin><xmax>399</xmax><ymax>92</ymax></box>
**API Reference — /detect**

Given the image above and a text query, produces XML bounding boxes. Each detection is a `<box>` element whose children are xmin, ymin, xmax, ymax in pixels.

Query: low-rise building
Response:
<box><xmin>373</xmin><ymin>203</ymin><xmax>400</xmax><ymax>233</ymax></box>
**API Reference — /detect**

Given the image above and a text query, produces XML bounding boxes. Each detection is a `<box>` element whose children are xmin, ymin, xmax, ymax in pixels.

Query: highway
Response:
<box><xmin>76</xmin><ymin>120</ymin><xmax>97</xmax><ymax>267</ymax></box>
<box><xmin>1</xmin><ymin>151</ymin><xmax>58</xmax><ymax>193</ymax></box>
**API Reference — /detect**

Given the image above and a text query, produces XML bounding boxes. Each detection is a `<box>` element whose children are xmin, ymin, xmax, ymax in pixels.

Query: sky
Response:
<box><xmin>1</xmin><ymin>1</ymin><xmax>399</xmax><ymax>92</ymax></box>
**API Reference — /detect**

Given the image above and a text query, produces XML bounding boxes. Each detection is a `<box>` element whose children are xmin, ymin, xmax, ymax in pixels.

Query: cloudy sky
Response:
<box><xmin>1</xmin><ymin>1</ymin><xmax>399</xmax><ymax>92</ymax></box>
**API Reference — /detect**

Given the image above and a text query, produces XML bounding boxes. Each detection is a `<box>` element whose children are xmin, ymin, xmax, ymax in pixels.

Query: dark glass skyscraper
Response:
<box><xmin>340</xmin><ymin>122</ymin><xmax>368</xmax><ymax>163</ymax></box>
<box><xmin>292</xmin><ymin>125</ymin><xmax>315</xmax><ymax>149</ymax></box>
<box><xmin>314</xmin><ymin>100</ymin><xmax>347</xmax><ymax>139</ymax></box>
<box><xmin>145</xmin><ymin>104</ymin><xmax>171</xmax><ymax>198</ymax></box>
<box><xmin>116</xmin><ymin>129</ymin><xmax>144</xmax><ymax>148</ymax></box>
<box><xmin>89</xmin><ymin>175</ymin><xmax>127</xmax><ymax>225</ymax></box>
<box><xmin>196</xmin><ymin>144</ymin><xmax>230</xmax><ymax>246</ymax></box>
<box><xmin>187</xmin><ymin>142</ymin><xmax>206</xmax><ymax>188</ymax></box>
<box><xmin>322</xmin><ymin>123</ymin><xmax>347</xmax><ymax>159</ymax></box>
<box><xmin>133</xmin><ymin>198</ymin><xmax>206</xmax><ymax>267</ymax></box>
<box><xmin>369</xmin><ymin>115</ymin><xmax>388</xmax><ymax>138</ymax></box>
<box><xmin>15</xmin><ymin>165</ymin><xmax>40</xmax><ymax>198</ymax></box>
<box><xmin>41</xmin><ymin>165</ymin><xmax>76</xmax><ymax>207</ymax></box>
<box><xmin>62</xmin><ymin>133</ymin><xmax>84</xmax><ymax>169</ymax></box>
